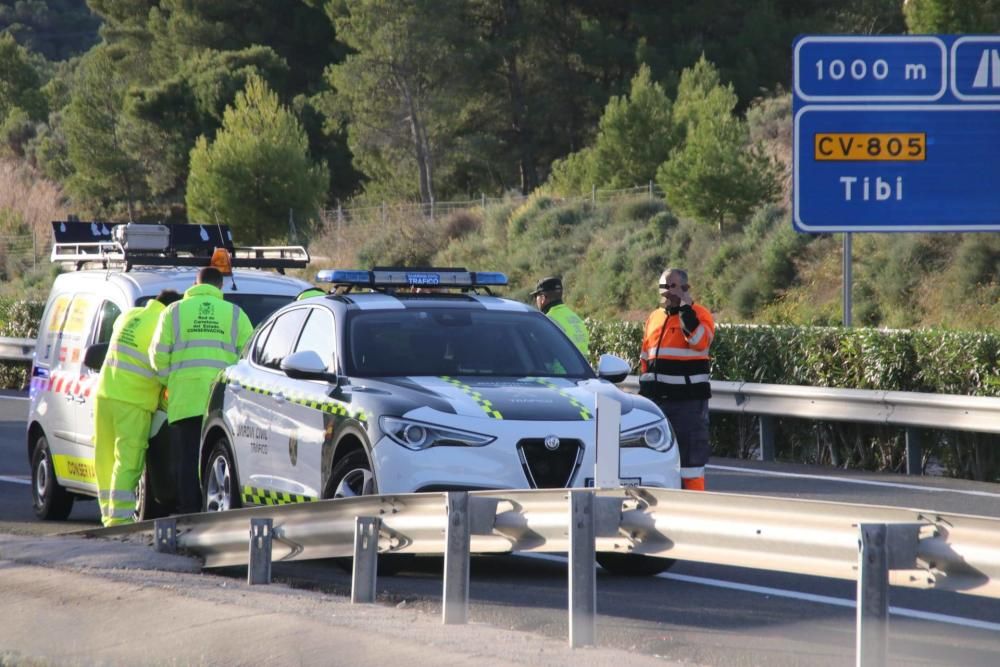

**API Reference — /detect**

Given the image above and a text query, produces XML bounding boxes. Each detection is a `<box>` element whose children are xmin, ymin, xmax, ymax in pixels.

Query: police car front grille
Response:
<box><xmin>516</xmin><ymin>438</ymin><xmax>583</xmax><ymax>489</ymax></box>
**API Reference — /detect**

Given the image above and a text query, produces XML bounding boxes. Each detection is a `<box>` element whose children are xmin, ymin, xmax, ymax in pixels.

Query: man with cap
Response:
<box><xmin>530</xmin><ymin>276</ymin><xmax>590</xmax><ymax>357</ymax></box>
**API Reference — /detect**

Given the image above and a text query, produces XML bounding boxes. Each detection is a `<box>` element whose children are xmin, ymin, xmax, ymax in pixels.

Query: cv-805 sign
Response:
<box><xmin>793</xmin><ymin>35</ymin><xmax>1000</xmax><ymax>232</ymax></box>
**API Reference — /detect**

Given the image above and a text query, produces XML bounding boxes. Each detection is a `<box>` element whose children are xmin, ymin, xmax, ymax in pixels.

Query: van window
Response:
<box><xmin>36</xmin><ymin>294</ymin><xmax>71</xmax><ymax>364</ymax></box>
<box><xmin>56</xmin><ymin>295</ymin><xmax>99</xmax><ymax>370</ymax></box>
<box><xmin>93</xmin><ymin>301</ymin><xmax>123</xmax><ymax>344</ymax></box>
<box><xmin>136</xmin><ymin>293</ymin><xmax>294</xmax><ymax>327</ymax></box>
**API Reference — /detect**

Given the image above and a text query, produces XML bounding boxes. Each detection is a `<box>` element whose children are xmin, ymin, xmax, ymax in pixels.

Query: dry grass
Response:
<box><xmin>0</xmin><ymin>159</ymin><xmax>68</xmax><ymax>250</ymax></box>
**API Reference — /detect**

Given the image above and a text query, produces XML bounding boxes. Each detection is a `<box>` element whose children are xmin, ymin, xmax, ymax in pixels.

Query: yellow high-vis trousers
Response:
<box><xmin>94</xmin><ymin>396</ymin><xmax>151</xmax><ymax>527</ymax></box>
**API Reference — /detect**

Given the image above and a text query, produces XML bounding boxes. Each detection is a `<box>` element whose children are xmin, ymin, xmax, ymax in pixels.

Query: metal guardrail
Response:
<box><xmin>94</xmin><ymin>486</ymin><xmax>1000</xmax><ymax>663</ymax></box>
<box><xmin>0</xmin><ymin>337</ymin><xmax>33</xmax><ymax>363</ymax></box>
<box><xmin>622</xmin><ymin>377</ymin><xmax>1000</xmax><ymax>474</ymax></box>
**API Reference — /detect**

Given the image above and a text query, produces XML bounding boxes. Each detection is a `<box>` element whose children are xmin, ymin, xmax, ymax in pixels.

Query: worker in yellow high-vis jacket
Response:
<box><xmin>94</xmin><ymin>289</ymin><xmax>182</xmax><ymax>526</ymax></box>
<box><xmin>150</xmin><ymin>267</ymin><xmax>253</xmax><ymax>514</ymax></box>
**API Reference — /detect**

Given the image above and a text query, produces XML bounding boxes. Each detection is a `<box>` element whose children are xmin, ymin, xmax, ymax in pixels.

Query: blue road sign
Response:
<box><xmin>793</xmin><ymin>35</ymin><xmax>1000</xmax><ymax>232</ymax></box>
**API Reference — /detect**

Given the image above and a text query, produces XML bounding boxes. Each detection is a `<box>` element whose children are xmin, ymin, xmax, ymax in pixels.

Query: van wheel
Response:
<box><xmin>31</xmin><ymin>435</ymin><xmax>74</xmax><ymax>520</ymax></box>
<box><xmin>134</xmin><ymin>466</ymin><xmax>166</xmax><ymax>522</ymax></box>
<box><xmin>596</xmin><ymin>552</ymin><xmax>675</xmax><ymax>577</ymax></box>
<box><xmin>203</xmin><ymin>439</ymin><xmax>241</xmax><ymax>512</ymax></box>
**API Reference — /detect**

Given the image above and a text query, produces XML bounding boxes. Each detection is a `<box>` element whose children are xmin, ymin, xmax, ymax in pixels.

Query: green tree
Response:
<box><xmin>326</xmin><ymin>0</ymin><xmax>472</xmax><ymax>203</ymax></box>
<box><xmin>63</xmin><ymin>47</ymin><xmax>147</xmax><ymax>219</ymax></box>
<box><xmin>657</xmin><ymin>58</ymin><xmax>779</xmax><ymax>234</ymax></box>
<box><xmin>549</xmin><ymin>64</ymin><xmax>675</xmax><ymax>194</ymax></box>
<box><xmin>904</xmin><ymin>0</ymin><xmax>1000</xmax><ymax>32</ymax></box>
<box><xmin>0</xmin><ymin>0</ymin><xmax>100</xmax><ymax>61</ymax></box>
<box><xmin>186</xmin><ymin>74</ymin><xmax>328</xmax><ymax>243</ymax></box>
<box><xmin>0</xmin><ymin>33</ymin><xmax>47</xmax><ymax>122</ymax></box>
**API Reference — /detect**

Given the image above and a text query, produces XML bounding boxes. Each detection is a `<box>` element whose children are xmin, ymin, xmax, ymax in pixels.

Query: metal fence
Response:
<box><xmin>319</xmin><ymin>183</ymin><xmax>663</xmax><ymax>227</ymax></box>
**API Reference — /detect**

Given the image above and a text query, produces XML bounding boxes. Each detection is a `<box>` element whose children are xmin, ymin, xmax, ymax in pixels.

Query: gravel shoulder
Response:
<box><xmin>0</xmin><ymin>533</ymin><xmax>680</xmax><ymax>667</ymax></box>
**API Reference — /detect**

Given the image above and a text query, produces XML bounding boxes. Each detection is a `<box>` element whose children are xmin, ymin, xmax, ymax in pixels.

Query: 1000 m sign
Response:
<box><xmin>793</xmin><ymin>35</ymin><xmax>1000</xmax><ymax>232</ymax></box>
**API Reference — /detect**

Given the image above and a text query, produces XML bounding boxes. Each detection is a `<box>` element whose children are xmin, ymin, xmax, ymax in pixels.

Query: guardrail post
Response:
<box><xmin>856</xmin><ymin>522</ymin><xmax>920</xmax><ymax>667</ymax></box>
<box><xmin>352</xmin><ymin>516</ymin><xmax>381</xmax><ymax>604</ymax></box>
<box><xmin>443</xmin><ymin>492</ymin><xmax>471</xmax><ymax>625</ymax></box>
<box><xmin>154</xmin><ymin>518</ymin><xmax>176</xmax><ymax>554</ymax></box>
<box><xmin>905</xmin><ymin>428</ymin><xmax>922</xmax><ymax>475</ymax></box>
<box><xmin>569</xmin><ymin>490</ymin><xmax>596</xmax><ymax>648</ymax></box>
<box><xmin>248</xmin><ymin>518</ymin><xmax>273</xmax><ymax>585</ymax></box>
<box><xmin>856</xmin><ymin>523</ymin><xmax>888</xmax><ymax>667</ymax></box>
<box><xmin>758</xmin><ymin>416</ymin><xmax>775</xmax><ymax>462</ymax></box>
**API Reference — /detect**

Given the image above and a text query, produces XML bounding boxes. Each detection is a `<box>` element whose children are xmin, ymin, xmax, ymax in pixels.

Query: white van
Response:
<box><xmin>27</xmin><ymin>221</ymin><xmax>312</xmax><ymax>521</ymax></box>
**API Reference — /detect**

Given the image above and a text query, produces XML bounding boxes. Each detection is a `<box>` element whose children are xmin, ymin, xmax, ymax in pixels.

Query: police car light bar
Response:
<box><xmin>316</xmin><ymin>268</ymin><xmax>508</xmax><ymax>288</ymax></box>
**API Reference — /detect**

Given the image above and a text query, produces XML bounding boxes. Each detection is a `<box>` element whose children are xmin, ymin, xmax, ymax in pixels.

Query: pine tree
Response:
<box><xmin>186</xmin><ymin>74</ymin><xmax>328</xmax><ymax>244</ymax></box>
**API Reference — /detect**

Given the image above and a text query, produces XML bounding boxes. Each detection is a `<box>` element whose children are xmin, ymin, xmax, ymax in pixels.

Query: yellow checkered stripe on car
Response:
<box><xmin>530</xmin><ymin>378</ymin><xmax>593</xmax><ymax>420</ymax></box>
<box><xmin>440</xmin><ymin>376</ymin><xmax>504</xmax><ymax>420</ymax></box>
<box><xmin>223</xmin><ymin>370</ymin><xmax>367</xmax><ymax>422</ymax></box>
<box><xmin>242</xmin><ymin>485</ymin><xmax>316</xmax><ymax>506</ymax></box>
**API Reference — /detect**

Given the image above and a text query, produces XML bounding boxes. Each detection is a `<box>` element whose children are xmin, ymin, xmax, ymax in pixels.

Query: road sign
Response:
<box><xmin>793</xmin><ymin>35</ymin><xmax>1000</xmax><ymax>232</ymax></box>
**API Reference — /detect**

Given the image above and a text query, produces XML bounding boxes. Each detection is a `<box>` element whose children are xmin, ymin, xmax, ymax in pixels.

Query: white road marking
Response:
<box><xmin>659</xmin><ymin>572</ymin><xmax>1000</xmax><ymax>633</ymax></box>
<box><xmin>0</xmin><ymin>475</ymin><xmax>30</xmax><ymax>486</ymax></box>
<box><xmin>708</xmin><ymin>464</ymin><xmax>1000</xmax><ymax>500</ymax></box>
<box><xmin>522</xmin><ymin>553</ymin><xmax>1000</xmax><ymax>633</ymax></box>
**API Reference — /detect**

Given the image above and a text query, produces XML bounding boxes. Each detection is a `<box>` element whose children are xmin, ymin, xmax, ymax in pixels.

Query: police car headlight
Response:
<box><xmin>620</xmin><ymin>419</ymin><xmax>674</xmax><ymax>453</ymax></box>
<box><xmin>379</xmin><ymin>417</ymin><xmax>496</xmax><ymax>450</ymax></box>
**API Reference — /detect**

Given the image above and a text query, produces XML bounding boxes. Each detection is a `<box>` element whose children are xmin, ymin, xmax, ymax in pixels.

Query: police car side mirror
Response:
<box><xmin>280</xmin><ymin>350</ymin><xmax>339</xmax><ymax>384</ymax></box>
<box><xmin>83</xmin><ymin>343</ymin><xmax>110</xmax><ymax>372</ymax></box>
<box><xmin>596</xmin><ymin>354</ymin><xmax>630</xmax><ymax>384</ymax></box>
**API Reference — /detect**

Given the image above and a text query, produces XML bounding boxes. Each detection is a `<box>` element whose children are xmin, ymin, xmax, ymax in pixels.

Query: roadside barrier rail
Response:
<box><xmin>622</xmin><ymin>377</ymin><xmax>1000</xmax><ymax>473</ymax></box>
<box><xmin>0</xmin><ymin>337</ymin><xmax>33</xmax><ymax>363</ymax></box>
<box><xmin>92</xmin><ymin>486</ymin><xmax>1000</xmax><ymax>664</ymax></box>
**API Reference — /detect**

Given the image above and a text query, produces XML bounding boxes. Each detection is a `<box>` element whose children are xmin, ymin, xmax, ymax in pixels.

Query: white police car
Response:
<box><xmin>200</xmin><ymin>269</ymin><xmax>681</xmax><ymax>555</ymax></box>
<box><xmin>27</xmin><ymin>221</ymin><xmax>311</xmax><ymax>521</ymax></box>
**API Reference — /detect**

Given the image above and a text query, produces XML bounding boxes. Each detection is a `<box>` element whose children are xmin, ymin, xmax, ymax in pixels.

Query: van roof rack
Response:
<box><xmin>50</xmin><ymin>221</ymin><xmax>309</xmax><ymax>273</ymax></box>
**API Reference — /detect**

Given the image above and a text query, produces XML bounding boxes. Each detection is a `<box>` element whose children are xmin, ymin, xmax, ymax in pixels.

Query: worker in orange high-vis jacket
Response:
<box><xmin>638</xmin><ymin>268</ymin><xmax>715</xmax><ymax>490</ymax></box>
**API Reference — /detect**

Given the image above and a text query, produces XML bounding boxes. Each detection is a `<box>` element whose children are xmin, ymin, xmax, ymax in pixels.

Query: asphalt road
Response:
<box><xmin>3</xmin><ymin>394</ymin><xmax>999</xmax><ymax>665</ymax></box>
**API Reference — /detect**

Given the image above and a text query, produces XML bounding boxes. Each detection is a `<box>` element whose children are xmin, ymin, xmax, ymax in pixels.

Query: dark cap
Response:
<box><xmin>529</xmin><ymin>276</ymin><xmax>563</xmax><ymax>296</ymax></box>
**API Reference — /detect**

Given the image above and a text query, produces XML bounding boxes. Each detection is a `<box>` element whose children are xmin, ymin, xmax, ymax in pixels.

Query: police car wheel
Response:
<box><xmin>203</xmin><ymin>440</ymin><xmax>241</xmax><ymax>512</ymax></box>
<box><xmin>31</xmin><ymin>435</ymin><xmax>74</xmax><ymax>521</ymax></box>
<box><xmin>328</xmin><ymin>450</ymin><xmax>377</xmax><ymax>499</ymax></box>
<box><xmin>596</xmin><ymin>552</ymin><xmax>675</xmax><ymax>577</ymax></box>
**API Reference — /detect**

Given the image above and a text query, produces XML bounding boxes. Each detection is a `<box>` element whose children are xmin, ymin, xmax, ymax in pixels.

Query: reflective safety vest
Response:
<box><xmin>546</xmin><ymin>302</ymin><xmax>590</xmax><ymax>357</ymax></box>
<box><xmin>639</xmin><ymin>303</ymin><xmax>715</xmax><ymax>400</ymax></box>
<box><xmin>150</xmin><ymin>283</ymin><xmax>253</xmax><ymax>423</ymax></box>
<box><xmin>96</xmin><ymin>300</ymin><xmax>165</xmax><ymax>412</ymax></box>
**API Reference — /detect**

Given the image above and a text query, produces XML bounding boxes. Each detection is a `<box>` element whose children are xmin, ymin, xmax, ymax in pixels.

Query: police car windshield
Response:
<box><xmin>347</xmin><ymin>308</ymin><xmax>594</xmax><ymax>378</ymax></box>
<box><xmin>136</xmin><ymin>294</ymin><xmax>293</xmax><ymax>327</ymax></box>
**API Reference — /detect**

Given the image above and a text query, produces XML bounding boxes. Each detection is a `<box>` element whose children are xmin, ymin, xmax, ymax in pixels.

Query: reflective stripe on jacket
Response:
<box><xmin>639</xmin><ymin>303</ymin><xmax>714</xmax><ymax>400</ymax></box>
<box><xmin>150</xmin><ymin>284</ymin><xmax>253</xmax><ymax>423</ymax></box>
<box><xmin>96</xmin><ymin>300</ymin><xmax>165</xmax><ymax>412</ymax></box>
<box><xmin>546</xmin><ymin>303</ymin><xmax>590</xmax><ymax>357</ymax></box>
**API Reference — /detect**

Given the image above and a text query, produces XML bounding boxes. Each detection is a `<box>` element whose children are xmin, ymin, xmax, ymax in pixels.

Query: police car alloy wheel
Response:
<box><xmin>203</xmin><ymin>439</ymin><xmax>240</xmax><ymax>512</ymax></box>
<box><xmin>329</xmin><ymin>450</ymin><xmax>376</xmax><ymax>498</ymax></box>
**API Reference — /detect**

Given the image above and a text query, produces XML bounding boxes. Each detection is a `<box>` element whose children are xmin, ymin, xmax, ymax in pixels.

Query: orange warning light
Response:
<box><xmin>210</xmin><ymin>247</ymin><xmax>233</xmax><ymax>276</ymax></box>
